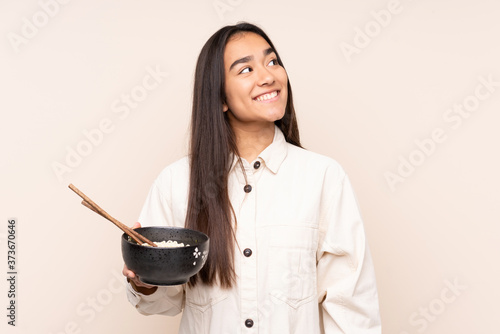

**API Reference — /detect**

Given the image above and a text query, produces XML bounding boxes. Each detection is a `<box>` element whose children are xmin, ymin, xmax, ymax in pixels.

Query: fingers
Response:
<box><xmin>122</xmin><ymin>264</ymin><xmax>156</xmax><ymax>289</ymax></box>
<box><xmin>122</xmin><ymin>264</ymin><xmax>135</xmax><ymax>278</ymax></box>
<box><xmin>128</xmin><ymin>273</ymin><xmax>156</xmax><ymax>290</ymax></box>
<box><xmin>132</xmin><ymin>277</ymin><xmax>156</xmax><ymax>289</ymax></box>
<box><xmin>132</xmin><ymin>222</ymin><xmax>141</xmax><ymax>229</ymax></box>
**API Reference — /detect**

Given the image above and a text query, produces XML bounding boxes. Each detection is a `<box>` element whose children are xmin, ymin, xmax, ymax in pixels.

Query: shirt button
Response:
<box><xmin>253</xmin><ymin>161</ymin><xmax>261</xmax><ymax>169</ymax></box>
<box><xmin>243</xmin><ymin>185</ymin><xmax>252</xmax><ymax>193</ymax></box>
<box><xmin>243</xmin><ymin>248</ymin><xmax>252</xmax><ymax>257</ymax></box>
<box><xmin>245</xmin><ymin>319</ymin><xmax>254</xmax><ymax>328</ymax></box>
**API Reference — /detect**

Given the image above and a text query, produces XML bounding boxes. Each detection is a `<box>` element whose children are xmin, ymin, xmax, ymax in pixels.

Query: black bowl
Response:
<box><xmin>121</xmin><ymin>226</ymin><xmax>209</xmax><ymax>286</ymax></box>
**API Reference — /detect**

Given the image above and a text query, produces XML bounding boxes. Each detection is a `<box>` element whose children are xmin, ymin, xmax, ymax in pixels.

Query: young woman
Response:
<box><xmin>123</xmin><ymin>22</ymin><xmax>381</xmax><ymax>333</ymax></box>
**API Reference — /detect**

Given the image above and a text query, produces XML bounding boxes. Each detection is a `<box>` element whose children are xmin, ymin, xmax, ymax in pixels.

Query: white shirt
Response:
<box><xmin>126</xmin><ymin>126</ymin><xmax>382</xmax><ymax>333</ymax></box>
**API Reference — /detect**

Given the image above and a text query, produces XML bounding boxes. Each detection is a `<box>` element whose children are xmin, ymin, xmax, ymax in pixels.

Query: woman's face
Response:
<box><xmin>223</xmin><ymin>32</ymin><xmax>288</xmax><ymax>129</ymax></box>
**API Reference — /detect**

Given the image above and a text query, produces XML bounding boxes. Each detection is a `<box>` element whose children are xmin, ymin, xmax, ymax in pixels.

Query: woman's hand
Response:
<box><xmin>122</xmin><ymin>222</ymin><xmax>158</xmax><ymax>295</ymax></box>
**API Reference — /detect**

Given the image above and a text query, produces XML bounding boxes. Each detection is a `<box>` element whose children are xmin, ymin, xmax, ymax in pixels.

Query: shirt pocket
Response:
<box><xmin>182</xmin><ymin>284</ymin><xmax>228</xmax><ymax>334</ymax></box>
<box><xmin>262</xmin><ymin>224</ymin><xmax>318</xmax><ymax>309</ymax></box>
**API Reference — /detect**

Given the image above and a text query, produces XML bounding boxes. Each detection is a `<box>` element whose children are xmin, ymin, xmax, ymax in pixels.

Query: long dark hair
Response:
<box><xmin>185</xmin><ymin>22</ymin><xmax>301</xmax><ymax>288</ymax></box>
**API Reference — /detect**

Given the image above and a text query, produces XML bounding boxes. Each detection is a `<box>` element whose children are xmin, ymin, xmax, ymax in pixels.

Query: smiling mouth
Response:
<box><xmin>253</xmin><ymin>90</ymin><xmax>279</xmax><ymax>102</ymax></box>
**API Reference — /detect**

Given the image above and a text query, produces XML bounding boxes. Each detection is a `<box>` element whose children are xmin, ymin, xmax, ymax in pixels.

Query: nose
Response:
<box><xmin>256</xmin><ymin>66</ymin><xmax>275</xmax><ymax>86</ymax></box>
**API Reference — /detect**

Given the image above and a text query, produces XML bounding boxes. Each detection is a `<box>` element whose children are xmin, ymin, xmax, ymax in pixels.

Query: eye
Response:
<box><xmin>268</xmin><ymin>58</ymin><xmax>278</xmax><ymax>66</ymax></box>
<box><xmin>239</xmin><ymin>67</ymin><xmax>252</xmax><ymax>74</ymax></box>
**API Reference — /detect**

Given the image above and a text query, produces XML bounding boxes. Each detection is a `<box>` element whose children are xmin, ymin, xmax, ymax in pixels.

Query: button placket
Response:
<box><xmin>237</xmin><ymin>160</ymin><xmax>258</xmax><ymax>331</ymax></box>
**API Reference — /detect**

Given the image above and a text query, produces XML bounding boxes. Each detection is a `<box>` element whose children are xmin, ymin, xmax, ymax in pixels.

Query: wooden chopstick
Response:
<box><xmin>70</xmin><ymin>185</ymin><xmax>155</xmax><ymax>246</ymax></box>
<box><xmin>68</xmin><ymin>184</ymin><xmax>156</xmax><ymax>247</ymax></box>
<box><xmin>81</xmin><ymin>200</ymin><xmax>131</xmax><ymax>230</ymax></box>
<box><xmin>80</xmin><ymin>200</ymin><xmax>151</xmax><ymax>246</ymax></box>
<box><xmin>81</xmin><ymin>199</ymin><xmax>101</xmax><ymax>215</ymax></box>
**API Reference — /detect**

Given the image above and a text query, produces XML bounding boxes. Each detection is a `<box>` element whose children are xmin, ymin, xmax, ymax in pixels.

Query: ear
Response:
<box><xmin>222</xmin><ymin>103</ymin><xmax>229</xmax><ymax>112</ymax></box>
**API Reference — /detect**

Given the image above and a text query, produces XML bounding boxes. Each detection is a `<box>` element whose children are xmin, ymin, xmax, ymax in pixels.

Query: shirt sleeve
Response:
<box><xmin>126</xmin><ymin>280</ymin><xmax>185</xmax><ymax>316</ymax></box>
<box><xmin>125</xmin><ymin>168</ymin><xmax>186</xmax><ymax>316</ymax></box>
<box><xmin>317</xmin><ymin>168</ymin><xmax>382</xmax><ymax>333</ymax></box>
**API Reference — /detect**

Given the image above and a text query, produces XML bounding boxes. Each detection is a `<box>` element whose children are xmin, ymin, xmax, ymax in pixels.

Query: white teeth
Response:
<box><xmin>255</xmin><ymin>91</ymin><xmax>278</xmax><ymax>102</ymax></box>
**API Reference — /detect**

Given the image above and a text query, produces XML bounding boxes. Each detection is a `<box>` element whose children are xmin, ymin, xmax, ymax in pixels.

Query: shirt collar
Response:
<box><xmin>258</xmin><ymin>125</ymin><xmax>288</xmax><ymax>174</ymax></box>
<box><xmin>229</xmin><ymin>125</ymin><xmax>288</xmax><ymax>174</ymax></box>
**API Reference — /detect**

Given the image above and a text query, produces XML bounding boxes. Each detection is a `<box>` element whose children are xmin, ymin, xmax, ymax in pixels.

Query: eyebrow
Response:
<box><xmin>229</xmin><ymin>47</ymin><xmax>276</xmax><ymax>71</ymax></box>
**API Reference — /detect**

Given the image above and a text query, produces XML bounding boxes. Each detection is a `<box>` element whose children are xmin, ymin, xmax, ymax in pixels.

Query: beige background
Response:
<box><xmin>1</xmin><ymin>0</ymin><xmax>499</xmax><ymax>333</ymax></box>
